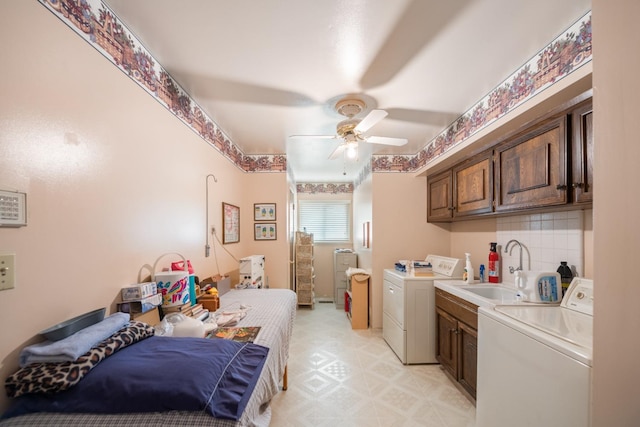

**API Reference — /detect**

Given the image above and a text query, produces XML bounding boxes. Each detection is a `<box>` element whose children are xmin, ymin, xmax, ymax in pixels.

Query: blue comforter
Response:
<box><xmin>3</xmin><ymin>336</ymin><xmax>269</xmax><ymax>421</ymax></box>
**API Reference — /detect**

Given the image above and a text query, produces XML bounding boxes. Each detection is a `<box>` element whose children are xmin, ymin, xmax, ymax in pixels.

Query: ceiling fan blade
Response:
<box><xmin>170</xmin><ymin>71</ymin><xmax>318</xmax><ymax>107</ymax></box>
<box><xmin>359</xmin><ymin>0</ymin><xmax>472</xmax><ymax>90</ymax></box>
<box><xmin>366</xmin><ymin>136</ymin><xmax>408</xmax><ymax>146</ymax></box>
<box><xmin>385</xmin><ymin>108</ymin><xmax>460</xmax><ymax>127</ymax></box>
<box><xmin>289</xmin><ymin>134</ymin><xmax>337</xmax><ymax>139</ymax></box>
<box><xmin>328</xmin><ymin>144</ymin><xmax>347</xmax><ymax>160</ymax></box>
<box><xmin>354</xmin><ymin>109</ymin><xmax>388</xmax><ymax>133</ymax></box>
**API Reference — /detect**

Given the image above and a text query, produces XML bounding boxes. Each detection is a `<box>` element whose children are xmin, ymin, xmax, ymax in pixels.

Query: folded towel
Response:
<box><xmin>345</xmin><ymin>267</ymin><xmax>368</xmax><ymax>277</ymax></box>
<box><xmin>215</xmin><ymin>310</ymin><xmax>247</xmax><ymax>327</ymax></box>
<box><xmin>19</xmin><ymin>312</ymin><xmax>130</xmax><ymax>367</ymax></box>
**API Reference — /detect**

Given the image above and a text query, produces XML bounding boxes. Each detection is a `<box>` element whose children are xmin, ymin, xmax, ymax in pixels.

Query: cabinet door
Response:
<box><xmin>453</xmin><ymin>152</ymin><xmax>493</xmax><ymax>217</ymax></box>
<box><xmin>427</xmin><ymin>170</ymin><xmax>453</xmax><ymax>222</ymax></box>
<box><xmin>571</xmin><ymin>102</ymin><xmax>593</xmax><ymax>204</ymax></box>
<box><xmin>458</xmin><ymin>321</ymin><xmax>478</xmax><ymax>399</ymax></box>
<box><xmin>436</xmin><ymin>308</ymin><xmax>458</xmax><ymax>378</ymax></box>
<box><xmin>495</xmin><ymin>116</ymin><xmax>567</xmax><ymax>212</ymax></box>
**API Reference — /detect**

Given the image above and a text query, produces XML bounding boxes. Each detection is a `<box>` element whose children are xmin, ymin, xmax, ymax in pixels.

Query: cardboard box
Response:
<box><xmin>121</xmin><ymin>282</ymin><xmax>157</xmax><ymax>301</ymax></box>
<box><xmin>200</xmin><ymin>275</ymin><xmax>231</xmax><ymax>296</ymax></box>
<box><xmin>131</xmin><ymin>307</ymin><xmax>160</xmax><ymax>325</ymax></box>
<box><xmin>197</xmin><ymin>294</ymin><xmax>219</xmax><ymax>312</ymax></box>
<box><xmin>118</xmin><ymin>293</ymin><xmax>162</xmax><ymax>314</ymax></box>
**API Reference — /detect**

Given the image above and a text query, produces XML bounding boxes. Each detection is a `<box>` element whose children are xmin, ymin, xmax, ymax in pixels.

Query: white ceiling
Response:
<box><xmin>105</xmin><ymin>0</ymin><xmax>591</xmax><ymax>183</ymax></box>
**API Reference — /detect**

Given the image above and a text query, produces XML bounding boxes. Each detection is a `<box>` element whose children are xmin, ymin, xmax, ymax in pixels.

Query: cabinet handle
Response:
<box><xmin>572</xmin><ymin>182</ymin><xmax>584</xmax><ymax>188</ymax></box>
<box><xmin>556</xmin><ymin>184</ymin><xmax>567</xmax><ymax>190</ymax></box>
<box><xmin>447</xmin><ymin>206</ymin><xmax>455</xmax><ymax>211</ymax></box>
<box><xmin>451</xmin><ymin>328</ymin><xmax>459</xmax><ymax>334</ymax></box>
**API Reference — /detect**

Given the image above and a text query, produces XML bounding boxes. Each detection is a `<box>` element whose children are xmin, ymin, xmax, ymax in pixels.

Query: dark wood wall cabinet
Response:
<box><xmin>427</xmin><ymin>95</ymin><xmax>593</xmax><ymax>222</ymax></box>
<box><xmin>495</xmin><ymin>115</ymin><xmax>567</xmax><ymax>212</ymax></box>
<box><xmin>571</xmin><ymin>101</ymin><xmax>594</xmax><ymax>204</ymax></box>
<box><xmin>435</xmin><ymin>288</ymin><xmax>478</xmax><ymax>402</ymax></box>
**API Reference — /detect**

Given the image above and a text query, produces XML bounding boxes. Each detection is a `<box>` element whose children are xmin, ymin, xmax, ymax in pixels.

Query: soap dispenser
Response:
<box><xmin>465</xmin><ymin>253</ymin><xmax>474</xmax><ymax>284</ymax></box>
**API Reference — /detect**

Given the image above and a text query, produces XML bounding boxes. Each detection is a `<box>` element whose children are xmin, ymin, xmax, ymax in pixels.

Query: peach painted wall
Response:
<box><xmin>0</xmin><ymin>1</ymin><xmax>289</xmax><ymax>412</ymax></box>
<box><xmin>592</xmin><ymin>1</ymin><xmax>640</xmax><ymax>424</ymax></box>
<box><xmin>368</xmin><ymin>173</ymin><xmax>451</xmax><ymax>328</ymax></box>
<box><xmin>449</xmin><ymin>218</ymin><xmax>497</xmax><ymax>272</ymax></box>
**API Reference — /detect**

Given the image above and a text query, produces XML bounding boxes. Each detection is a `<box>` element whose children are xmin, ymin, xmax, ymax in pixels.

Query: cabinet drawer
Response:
<box><xmin>435</xmin><ymin>289</ymin><xmax>478</xmax><ymax>329</ymax></box>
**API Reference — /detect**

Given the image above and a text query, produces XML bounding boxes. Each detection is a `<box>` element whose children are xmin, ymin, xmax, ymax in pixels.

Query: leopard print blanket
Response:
<box><xmin>5</xmin><ymin>321</ymin><xmax>154</xmax><ymax>398</ymax></box>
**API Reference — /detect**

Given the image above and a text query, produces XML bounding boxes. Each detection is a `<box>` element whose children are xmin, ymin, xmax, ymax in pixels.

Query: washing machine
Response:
<box><xmin>476</xmin><ymin>277</ymin><xmax>594</xmax><ymax>427</ymax></box>
<box><xmin>383</xmin><ymin>255</ymin><xmax>464</xmax><ymax>364</ymax></box>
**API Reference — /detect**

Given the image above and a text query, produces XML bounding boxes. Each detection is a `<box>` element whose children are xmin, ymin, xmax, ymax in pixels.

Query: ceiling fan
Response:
<box><xmin>290</xmin><ymin>97</ymin><xmax>408</xmax><ymax>160</ymax></box>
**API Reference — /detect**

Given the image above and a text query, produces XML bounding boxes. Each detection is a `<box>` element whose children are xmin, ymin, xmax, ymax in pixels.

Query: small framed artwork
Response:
<box><xmin>222</xmin><ymin>202</ymin><xmax>240</xmax><ymax>244</ymax></box>
<box><xmin>254</xmin><ymin>203</ymin><xmax>276</xmax><ymax>221</ymax></box>
<box><xmin>254</xmin><ymin>223</ymin><xmax>277</xmax><ymax>240</ymax></box>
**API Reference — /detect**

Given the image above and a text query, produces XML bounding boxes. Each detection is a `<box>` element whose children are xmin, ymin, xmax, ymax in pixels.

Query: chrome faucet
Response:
<box><xmin>505</xmin><ymin>239</ymin><xmax>524</xmax><ymax>273</ymax></box>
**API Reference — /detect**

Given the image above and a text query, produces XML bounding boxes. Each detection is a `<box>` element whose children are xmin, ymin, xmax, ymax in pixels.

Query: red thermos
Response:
<box><xmin>488</xmin><ymin>242</ymin><xmax>500</xmax><ymax>283</ymax></box>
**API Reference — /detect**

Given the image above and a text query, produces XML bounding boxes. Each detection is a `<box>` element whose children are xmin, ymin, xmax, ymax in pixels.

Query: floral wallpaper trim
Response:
<box><xmin>296</xmin><ymin>183</ymin><xmax>354</xmax><ymax>194</ymax></box>
<box><xmin>39</xmin><ymin>1</ymin><xmax>589</xmax><ymax>178</ymax></box>
<box><xmin>37</xmin><ymin>0</ymin><xmax>285</xmax><ymax>173</ymax></box>
<box><xmin>371</xmin><ymin>11</ymin><xmax>592</xmax><ymax>174</ymax></box>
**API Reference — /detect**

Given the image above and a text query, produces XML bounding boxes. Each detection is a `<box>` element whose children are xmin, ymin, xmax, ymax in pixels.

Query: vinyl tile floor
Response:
<box><xmin>270</xmin><ymin>301</ymin><xmax>476</xmax><ymax>426</ymax></box>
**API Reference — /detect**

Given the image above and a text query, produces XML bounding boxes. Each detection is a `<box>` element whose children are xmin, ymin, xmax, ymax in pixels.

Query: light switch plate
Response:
<box><xmin>0</xmin><ymin>253</ymin><xmax>16</xmax><ymax>290</ymax></box>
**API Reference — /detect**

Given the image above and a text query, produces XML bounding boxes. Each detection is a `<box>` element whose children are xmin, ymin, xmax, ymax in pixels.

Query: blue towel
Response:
<box><xmin>19</xmin><ymin>312</ymin><xmax>130</xmax><ymax>367</ymax></box>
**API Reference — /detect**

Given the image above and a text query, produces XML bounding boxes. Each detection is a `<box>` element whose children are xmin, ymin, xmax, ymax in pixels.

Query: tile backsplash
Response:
<box><xmin>496</xmin><ymin>210</ymin><xmax>584</xmax><ymax>284</ymax></box>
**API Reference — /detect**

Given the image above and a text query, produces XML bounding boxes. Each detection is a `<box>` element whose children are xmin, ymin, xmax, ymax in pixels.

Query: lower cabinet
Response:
<box><xmin>435</xmin><ymin>288</ymin><xmax>478</xmax><ymax>402</ymax></box>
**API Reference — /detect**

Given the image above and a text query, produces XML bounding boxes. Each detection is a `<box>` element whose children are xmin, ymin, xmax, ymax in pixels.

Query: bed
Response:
<box><xmin>0</xmin><ymin>288</ymin><xmax>297</xmax><ymax>427</ymax></box>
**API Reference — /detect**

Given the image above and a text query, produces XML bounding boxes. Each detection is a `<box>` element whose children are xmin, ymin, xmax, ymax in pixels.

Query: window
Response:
<box><xmin>298</xmin><ymin>200</ymin><xmax>350</xmax><ymax>242</ymax></box>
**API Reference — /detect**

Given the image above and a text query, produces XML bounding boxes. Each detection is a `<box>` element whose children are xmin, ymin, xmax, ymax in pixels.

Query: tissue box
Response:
<box><xmin>121</xmin><ymin>282</ymin><xmax>157</xmax><ymax>301</ymax></box>
<box><xmin>118</xmin><ymin>293</ymin><xmax>162</xmax><ymax>314</ymax></box>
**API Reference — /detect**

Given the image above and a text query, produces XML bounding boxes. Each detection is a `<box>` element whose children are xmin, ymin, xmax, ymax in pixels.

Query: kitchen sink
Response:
<box><xmin>458</xmin><ymin>285</ymin><xmax>519</xmax><ymax>301</ymax></box>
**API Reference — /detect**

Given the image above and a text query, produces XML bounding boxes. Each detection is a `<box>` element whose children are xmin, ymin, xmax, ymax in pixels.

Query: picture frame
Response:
<box><xmin>254</xmin><ymin>203</ymin><xmax>276</xmax><ymax>221</ymax></box>
<box><xmin>222</xmin><ymin>202</ymin><xmax>240</xmax><ymax>244</ymax></box>
<box><xmin>254</xmin><ymin>222</ymin><xmax>277</xmax><ymax>240</ymax></box>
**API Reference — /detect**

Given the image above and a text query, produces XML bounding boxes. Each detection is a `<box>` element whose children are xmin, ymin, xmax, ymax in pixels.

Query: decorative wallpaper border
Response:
<box><xmin>39</xmin><ymin>1</ymin><xmax>590</xmax><ymax>179</ymax></box>
<box><xmin>371</xmin><ymin>11</ymin><xmax>592</xmax><ymax>174</ymax></box>
<box><xmin>296</xmin><ymin>182</ymin><xmax>354</xmax><ymax>194</ymax></box>
<box><xmin>38</xmin><ymin>0</ymin><xmax>285</xmax><ymax>173</ymax></box>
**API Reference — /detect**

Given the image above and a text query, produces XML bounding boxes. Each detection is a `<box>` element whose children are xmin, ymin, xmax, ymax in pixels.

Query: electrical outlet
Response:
<box><xmin>0</xmin><ymin>253</ymin><xmax>16</xmax><ymax>290</ymax></box>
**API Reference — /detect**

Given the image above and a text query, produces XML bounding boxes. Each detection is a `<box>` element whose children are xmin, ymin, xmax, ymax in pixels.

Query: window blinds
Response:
<box><xmin>298</xmin><ymin>200</ymin><xmax>350</xmax><ymax>242</ymax></box>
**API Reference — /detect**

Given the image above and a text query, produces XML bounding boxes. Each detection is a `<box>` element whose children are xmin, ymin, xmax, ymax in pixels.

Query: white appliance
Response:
<box><xmin>383</xmin><ymin>255</ymin><xmax>464</xmax><ymax>364</ymax></box>
<box><xmin>239</xmin><ymin>255</ymin><xmax>265</xmax><ymax>288</ymax></box>
<box><xmin>476</xmin><ymin>277</ymin><xmax>594</xmax><ymax>427</ymax></box>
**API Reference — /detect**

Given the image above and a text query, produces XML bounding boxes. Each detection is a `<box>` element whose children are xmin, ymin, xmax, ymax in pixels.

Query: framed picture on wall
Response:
<box><xmin>254</xmin><ymin>223</ymin><xmax>277</xmax><ymax>240</ymax></box>
<box><xmin>254</xmin><ymin>203</ymin><xmax>276</xmax><ymax>221</ymax></box>
<box><xmin>222</xmin><ymin>202</ymin><xmax>240</xmax><ymax>244</ymax></box>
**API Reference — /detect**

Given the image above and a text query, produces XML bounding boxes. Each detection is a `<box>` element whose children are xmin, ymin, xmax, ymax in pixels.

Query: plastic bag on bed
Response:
<box><xmin>163</xmin><ymin>313</ymin><xmax>205</xmax><ymax>337</ymax></box>
<box><xmin>154</xmin><ymin>317</ymin><xmax>174</xmax><ymax>337</ymax></box>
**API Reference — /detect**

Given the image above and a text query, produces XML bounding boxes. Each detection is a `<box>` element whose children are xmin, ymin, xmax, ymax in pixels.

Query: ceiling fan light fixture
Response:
<box><xmin>346</xmin><ymin>142</ymin><xmax>358</xmax><ymax>159</ymax></box>
<box><xmin>335</xmin><ymin>98</ymin><xmax>366</xmax><ymax>118</ymax></box>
